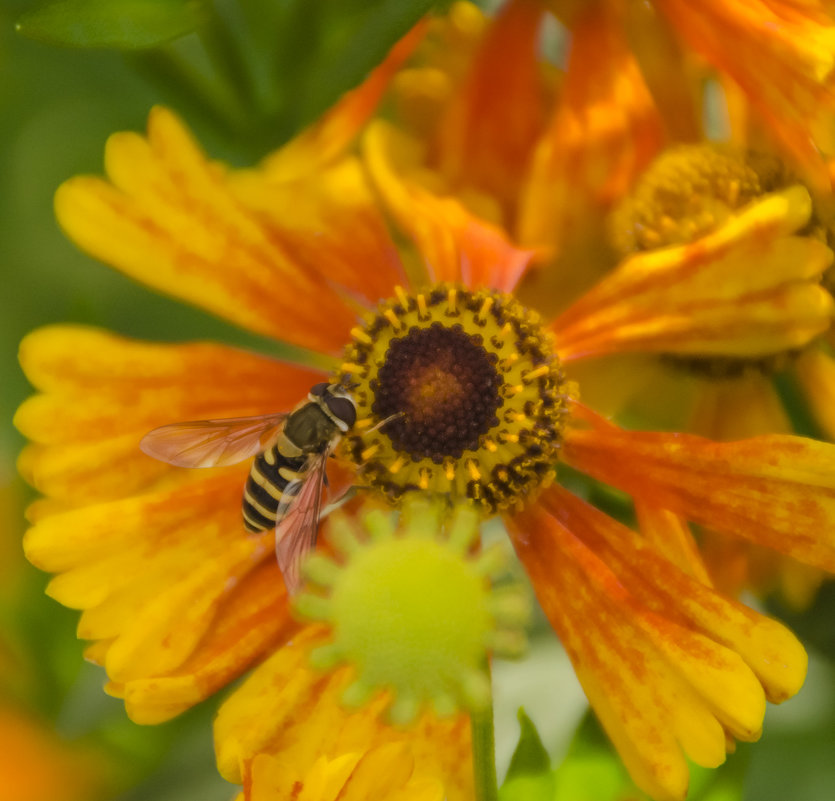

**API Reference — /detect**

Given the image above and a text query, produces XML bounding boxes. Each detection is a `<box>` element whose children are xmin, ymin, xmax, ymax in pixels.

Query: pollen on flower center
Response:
<box><xmin>338</xmin><ymin>284</ymin><xmax>569</xmax><ymax>513</ymax></box>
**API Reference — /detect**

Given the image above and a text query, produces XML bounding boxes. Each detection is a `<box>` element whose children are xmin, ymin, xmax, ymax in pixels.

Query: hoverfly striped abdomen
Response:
<box><xmin>242</xmin><ymin>446</ymin><xmax>306</xmax><ymax>533</ymax></box>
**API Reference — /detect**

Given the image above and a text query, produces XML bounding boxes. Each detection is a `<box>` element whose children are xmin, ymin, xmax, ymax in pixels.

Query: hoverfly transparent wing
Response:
<box><xmin>140</xmin><ymin>413</ymin><xmax>288</xmax><ymax>468</ymax></box>
<box><xmin>274</xmin><ymin>446</ymin><xmax>332</xmax><ymax>594</ymax></box>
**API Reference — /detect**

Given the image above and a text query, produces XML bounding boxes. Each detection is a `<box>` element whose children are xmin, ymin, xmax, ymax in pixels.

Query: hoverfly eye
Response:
<box><xmin>325</xmin><ymin>395</ymin><xmax>357</xmax><ymax>428</ymax></box>
<box><xmin>310</xmin><ymin>382</ymin><xmax>330</xmax><ymax>397</ymax></box>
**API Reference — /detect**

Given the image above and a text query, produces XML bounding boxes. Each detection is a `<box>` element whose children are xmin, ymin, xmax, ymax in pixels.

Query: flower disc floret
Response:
<box><xmin>339</xmin><ymin>284</ymin><xmax>569</xmax><ymax>512</ymax></box>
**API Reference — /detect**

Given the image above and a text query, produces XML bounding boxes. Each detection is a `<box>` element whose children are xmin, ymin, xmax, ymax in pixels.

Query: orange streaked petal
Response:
<box><xmin>15</xmin><ymin>326</ymin><xmax>326</xmax><ymax>445</ymax></box>
<box><xmin>653</xmin><ymin>0</ymin><xmax>835</xmax><ymax>188</ymax></box>
<box><xmin>535</xmin><ymin>487</ymin><xmax>807</xmax><ymax>704</ymax></box>
<box><xmin>562</xmin><ymin>420</ymin><xmax>835</xmax><ymax>572</ymax></box>
<box><xmin>507</xmin><ymin>499</ymin><xmax>772</xmax><ymax>801</ymax></box>
<box><xmin>228</xmin><ymin>157</ymin><xmax>407</xmax><ymax>307</ymax></box>
<box><xmin>518</xmin><ymin>3</ymin><xmax>663</xmax><ymax>252</ymax></box>
<box><xmin>434</xmin><ymin>0</ymin><xmax>547</xmax><ymax>204</ymax></box>
<box><xmin>55</xmin><ymin>108</ymin><xmax>357</xmax><ymax>353</ymax></box>
<box><xmin>634</xmin><ymin>502</ymin><xmax>713</xmax><ymax>585</ymax></box>
<box><xmin>364</xmin><ymin>120</ymin><xmax>534</xmax><ymax>292</ymax></box>
<box><xmin>214</xmin><ymin>626</ymin><xmax>472</xmax><ymax>800</ymax></box>
<box><xmin>24</xmin><ymin>465</ymin><xmax>297</xmax><ymax>724</ymax></box>
<box><xmin>552</xmin><ymin>187</ymin><xmax>834</xmax><ymax>361</ymax></box>
<box><xmin>110</xmin><ymin>560</ymin><xmax>298</xmax><ymax>724</ymax></box>
<box><xmin>18</xmin><ymin>436</ymin><xmax>176</xmax><ymax>506</ymax></box>
<box><xmin>258</xmin><ymin>22</ymin><xmax>427</xmax><ymax>182</ymax></box>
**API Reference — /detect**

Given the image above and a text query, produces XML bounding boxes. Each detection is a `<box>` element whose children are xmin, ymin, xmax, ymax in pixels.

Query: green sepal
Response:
<box><xmin>16</xmin><ymin>0</ymin><xmax>208</xmax><ymax>50</ymax></box>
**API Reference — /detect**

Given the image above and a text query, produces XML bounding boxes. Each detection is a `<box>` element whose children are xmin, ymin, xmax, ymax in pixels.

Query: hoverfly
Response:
<box><xmin>140</xmin><ymin>382</ymin><xmax>357</xmax><ymax>593</ymax></box>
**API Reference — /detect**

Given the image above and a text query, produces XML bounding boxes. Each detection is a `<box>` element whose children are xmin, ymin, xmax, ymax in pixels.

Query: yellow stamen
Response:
<box><xmin>384</xmin><ymin>309</ymin><xmax>403</xmax><ymax>330</ymax></box>
<box><xmin>523</xmin><ymin>365</ymin><xmax>549</xmax><ymax>383</ymax></box>
<box><xmin>482</xmin><ymin>438</ymin><xmax>497</xmax><ymax>452</ymax></box>
<box><xmin>418</xmin><ymin>469</ymin><xmax>430</xmax><ymax>490</ymax></box>
<box><xmin>499</xmin><ymin>432</ymin><xmax>519</xmax><ymax>444</ymax></box>
<box><xmin>417</xmin><ymin>293</ymin><xmax>429</xmax><ymax>319</ymax></box>
<box><xmin>444</xmin><ymin>459</ymin><xmax>456</xmax><ymax>482</ymax></box>
<box><xmin>354</xmin><ymin>417</ymin><xmax>374</xmax><ymax>430</ymax></box>
<box><xmin>466</xmin><ymin>459</ymin><xmax>481</xmax><ymax>481</ymax></box>
<box><xmin>389</xmin><ymin>456</ymin><xmax>405</xmax><ymax>475</ymax></box>
<box><xmin>477</xmin><ymin>297</ymin><xmax>494</xmax><ymax>323</ymax></box>
<box><xmin>361</xmin><ymin>444</ymin><xmax>379</xmax><ymax>462</ymax></box>
<box><xmin>394</xmin><ymin>285</ymin><xmax>410</xmax><ymax>310</ymax></box>
<box><xmin>447</xmin><ymin>288</ymin><xmax>458</xmax><ymax>315</ymax></box>
<box><xmin>341</xmin><ymin>362</ymin><xmax>366</xmax><ymax>375</ymax></box>
<box><xmin>351</xmin><ymin>327</ymin><xmax>373</xmax><ymax>345</ymax></box>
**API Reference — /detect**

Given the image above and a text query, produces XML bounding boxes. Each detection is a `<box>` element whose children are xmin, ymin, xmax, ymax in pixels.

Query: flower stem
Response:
<box><xmin>471</xmin><ymin>666</ymin><xmax>499</xmax><ymax>801</ymax></box>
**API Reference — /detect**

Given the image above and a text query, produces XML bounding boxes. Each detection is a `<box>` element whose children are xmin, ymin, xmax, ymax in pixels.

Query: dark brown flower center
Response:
<box><xmin>371</xmin><ymin>323</ymin><xmax>503</xmax><ymax>462</ymax></box>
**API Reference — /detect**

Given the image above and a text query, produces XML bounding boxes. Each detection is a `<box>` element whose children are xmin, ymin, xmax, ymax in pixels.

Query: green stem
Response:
<box><xmin>471</xmin><ymin>667</ymin><xmax>499</xmax><ymax>801</ymax></box>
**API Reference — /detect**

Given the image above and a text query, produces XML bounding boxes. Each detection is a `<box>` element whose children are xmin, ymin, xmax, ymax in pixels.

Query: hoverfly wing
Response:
<box><xmin>274</xmin><ymin>448</ymin><xmax>331</xmax><ymax>594</ymax></box>
<box><xmin>140</xmin><ymin>413</ymin><xmax>288</xmax><ymax>468</ymax></box>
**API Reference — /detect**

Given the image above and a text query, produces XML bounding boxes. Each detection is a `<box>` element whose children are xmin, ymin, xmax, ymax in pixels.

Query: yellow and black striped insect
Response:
<box><xmin>140</xmin><ymin>382</ymin><xmax>357</xmax><ymax>592</ymax></box>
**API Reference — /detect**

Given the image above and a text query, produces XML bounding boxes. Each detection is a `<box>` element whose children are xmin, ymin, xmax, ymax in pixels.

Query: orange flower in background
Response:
<box><xmin>15</xmin><ymin>83</ymin><xmax>835</xmax><ymax>800</ymax></box>
<box><xmin>0</xmin><ymin>705</ymin><xmax>109</xmax><ymax>801</ymax></box>
<box><xmin>388</xmin><ymin>0</ymin><xmax>664</xmax><ymax>279</ymax></box>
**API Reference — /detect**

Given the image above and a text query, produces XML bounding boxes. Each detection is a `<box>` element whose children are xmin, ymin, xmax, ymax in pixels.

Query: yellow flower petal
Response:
<box><xmin>111</xmin><ymin>559</ymin><xmax>297</xmax><ymax>724</ymax></box>
<box><xmin>553</xmin><ymin>187</ymin><xmax>834</xmax><ymax>360</ymax></box>
<box><xmin>243</xmin><ymin>744</ymin><xmax>444</xmax><ymax>801</ymax></box>
<box><xmin>16</xmin><ymin>326</ymin><xmax>326</xmax><ymax>445</ymax></box>
<box><xmin>214</xmin><ymin>625</ymin><xmax>472</xmax><ymax>800</ymax></box>
<box><xmin>55</xmin><ymin>108</ymin><xmax>358</xmax><ymax>353</ymax></box>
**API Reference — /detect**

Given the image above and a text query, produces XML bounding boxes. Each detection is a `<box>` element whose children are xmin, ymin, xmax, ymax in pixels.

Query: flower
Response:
<box><xmin>17</xmin><ymin>94</ymin><xmax>835</xmax><ymax>801</ymax></box>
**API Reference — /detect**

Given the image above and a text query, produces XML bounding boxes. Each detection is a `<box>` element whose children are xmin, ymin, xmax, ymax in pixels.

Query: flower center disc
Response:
<box><xmin>338</xmin><ymin>284</ymin><xmax>569</xmax><ymax>513</ymax></box>
<box><xmin>372</xmin><ymin>324</ymin><xmax>503</xmax><ymax>461</ymax></box>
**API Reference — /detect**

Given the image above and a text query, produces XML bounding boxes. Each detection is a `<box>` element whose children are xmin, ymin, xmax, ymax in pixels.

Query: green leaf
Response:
<box><xmin>500</xmin><ymin>709</ymin><xmax>554</xmax><ymax>801</ymax></box>
<box><xmin>16</xmin><ymin>0</ymin><xmax>207</xmax><ymax>50</ymax></box>
<box><xmin>506</xmin><ymin>708</ymin><xmax>552</xmax><ymax>779</ymax></box>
